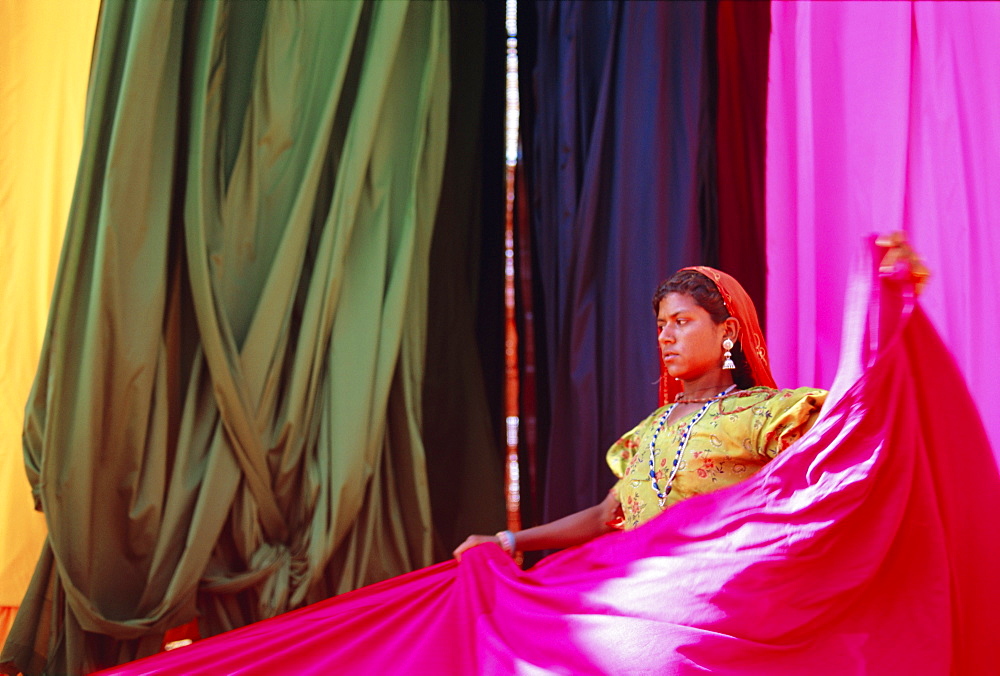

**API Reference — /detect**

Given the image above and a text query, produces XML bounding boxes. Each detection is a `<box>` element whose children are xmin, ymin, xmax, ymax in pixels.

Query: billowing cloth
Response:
<box><xmin>96</xmin><ymin>252</ymin><xmax>1000</xmax><ymax>674</ymax></box>
<box><xmin>660</xmin><ymin>266</ymin><xmax>777</xmax><ymax>405</ymax></box>
<box><xmin>608</xmin><ymin>386</ymin><xmax>826</xmax><ymax>529</ymax></box>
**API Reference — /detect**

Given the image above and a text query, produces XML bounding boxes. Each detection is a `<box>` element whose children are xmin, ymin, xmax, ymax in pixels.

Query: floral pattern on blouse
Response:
<box><xmin>606</xmin><ymin>387</ymin><xmax>826</xmax><ymax>531</ymax></box>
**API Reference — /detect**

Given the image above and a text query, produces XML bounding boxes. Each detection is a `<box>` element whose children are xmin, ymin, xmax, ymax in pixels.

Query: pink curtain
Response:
<box><xmin>766</xmin><ymin>1</ymin><xmax>1000</xmax><ymax>464</ymax></box>
<box><xmin>95</xmin><ymin>247</ymin><xmax>1000</xmax><ymax>674</ymax></box>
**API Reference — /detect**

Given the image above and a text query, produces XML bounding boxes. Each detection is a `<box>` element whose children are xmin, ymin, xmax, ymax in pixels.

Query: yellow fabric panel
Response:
<box><xmin>0</xmin><ymin>0</ymin><xmax>100</xmax><ymax>619</ymax></box>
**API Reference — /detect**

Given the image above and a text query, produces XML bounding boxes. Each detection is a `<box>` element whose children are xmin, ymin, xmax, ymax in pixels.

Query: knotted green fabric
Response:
<box><xmin>1</xmin><ymin>1</ymin><xmax>449</xmax><ymax>673</ymax></box>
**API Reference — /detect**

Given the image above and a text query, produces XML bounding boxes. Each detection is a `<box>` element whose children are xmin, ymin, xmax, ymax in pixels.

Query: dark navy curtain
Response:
<box><xmin>525</xmin><ymin>0</ymin><xmax>717</xmax><ymax>522</ymax></box>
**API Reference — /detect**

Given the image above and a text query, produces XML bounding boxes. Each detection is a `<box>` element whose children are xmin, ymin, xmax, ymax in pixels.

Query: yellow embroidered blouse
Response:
<box><xmin>606</xmin><ymin>387</ymin><xmax>827</xmax><ymax>530</ymax></box>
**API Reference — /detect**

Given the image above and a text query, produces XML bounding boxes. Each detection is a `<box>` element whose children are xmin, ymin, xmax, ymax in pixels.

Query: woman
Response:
<box><xmin>95</xmin><ymin>245</ymin><xmax>1000</xmax><ymax>675</ymax></box>
<box><xmin>454</xmin><ymin>266</ymin><xmax>825</xmax><ymax>558</ymax></box>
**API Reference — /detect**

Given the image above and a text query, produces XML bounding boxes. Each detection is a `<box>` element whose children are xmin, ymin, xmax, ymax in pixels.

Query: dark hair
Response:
<box><xmin>652</xmin><ymin>270</ymin><xmax>755</xmax><ymax>389</ymax></box>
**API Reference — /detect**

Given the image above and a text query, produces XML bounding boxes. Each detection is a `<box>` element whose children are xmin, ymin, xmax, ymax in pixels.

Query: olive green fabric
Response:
<box><xmin>1</xmin><ymin>1</ymin><xmax>449</xmax><ymax>673</ymax></box>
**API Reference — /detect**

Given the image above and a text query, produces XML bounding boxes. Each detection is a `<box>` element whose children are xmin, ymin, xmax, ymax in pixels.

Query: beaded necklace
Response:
<box><xmin>648</xmin><ymin>384</ymin><xmax>736</xmax><ymax>508</ymax></box>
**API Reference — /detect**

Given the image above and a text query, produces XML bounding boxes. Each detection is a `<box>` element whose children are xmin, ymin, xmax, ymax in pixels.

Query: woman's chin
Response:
<box><xmin>664</xmin><ymin>365</ymin><xmax>687</xmax><ymax>381</ymax></box>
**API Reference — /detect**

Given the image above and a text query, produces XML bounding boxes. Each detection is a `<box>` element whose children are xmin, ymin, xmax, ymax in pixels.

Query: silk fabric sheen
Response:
<box><xmin>98</xmin><ymin>248</ymin><xmax>1000</xmax><ymax>674</ymax></box>
<box><xmin>765</xmin><ymin>1</ymin><xmax>1000</xmax><ymax>467</ymax></box>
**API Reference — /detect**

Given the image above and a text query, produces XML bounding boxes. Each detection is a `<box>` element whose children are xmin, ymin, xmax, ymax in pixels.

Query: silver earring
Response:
<box><xmin>722</xmin><ymin>338</ymin><xmax>735</xmax><ymax>370</ymax></box>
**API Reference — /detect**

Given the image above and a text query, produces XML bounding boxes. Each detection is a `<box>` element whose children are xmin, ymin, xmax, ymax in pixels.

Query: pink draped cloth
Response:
<box><xmin>766</xmin><ymin>0</ymin><xmax>1000</xmax><ymax>466</ymax></box>
<box><xmin>96</xmin><ymin>243</ymin><xmax>1000</xmax><ymax>674</ymax></box>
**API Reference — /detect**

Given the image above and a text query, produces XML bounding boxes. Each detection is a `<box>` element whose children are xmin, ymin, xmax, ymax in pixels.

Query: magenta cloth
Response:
<box><xmin>96</xmin><ymin>247</ymin><xmax>1000</xmax><ymax>674</ymax></box>
<box><xmin>765</xmin><ymin>0</ymin><xmax>1000</xmax><ymax>466</ymax></box>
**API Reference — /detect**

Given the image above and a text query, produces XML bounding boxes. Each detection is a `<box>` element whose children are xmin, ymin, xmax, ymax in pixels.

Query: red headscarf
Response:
<box><xmin>658</xmin><ymin>266</ymin><xmax>777</xmax><ymax>406</ymax></box>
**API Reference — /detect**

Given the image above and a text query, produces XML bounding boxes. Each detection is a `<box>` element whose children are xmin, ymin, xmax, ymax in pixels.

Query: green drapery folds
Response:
<box><xmin>1</xmin><ymin>1</ymin><xmax>450</xmax><ymax>673</ymax></box>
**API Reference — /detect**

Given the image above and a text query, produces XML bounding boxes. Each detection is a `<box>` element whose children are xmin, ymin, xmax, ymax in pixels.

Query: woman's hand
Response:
<box><xmin>876</xmin><ymin>231</ymin><xmax>930</xmax><ymax>295</ymax></box>
<box><xmin>452</xmin><ymin>534</ymin><xmax>500</xmax><ymax>561</ymax></box>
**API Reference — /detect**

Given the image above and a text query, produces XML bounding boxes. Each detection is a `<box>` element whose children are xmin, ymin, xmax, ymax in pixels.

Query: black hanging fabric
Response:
<box><xmin>525</xmin><ymin>0</ymin><xmax>719</xmax><ymax>522</ymax></box>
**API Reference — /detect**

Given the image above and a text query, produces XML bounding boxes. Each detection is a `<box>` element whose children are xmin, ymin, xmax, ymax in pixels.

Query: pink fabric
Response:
<box><xmin>96</xmin><ymin>246</ymin><xmax>1000</xmax><ymax>674</ymax></box>
<box><xmin>766</xmin><ymin>0</ymin><xmax>1000</xmax><ymax>465</ymax></box>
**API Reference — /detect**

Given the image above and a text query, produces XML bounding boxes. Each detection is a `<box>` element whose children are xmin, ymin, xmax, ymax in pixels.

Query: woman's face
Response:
<box><xmin>656</xmin><ymin>292</ymin><xmax>729</xmax><ymax>383</ymax></box>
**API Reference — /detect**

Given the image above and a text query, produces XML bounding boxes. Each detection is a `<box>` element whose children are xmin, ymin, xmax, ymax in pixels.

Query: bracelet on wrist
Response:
<box><xmin>494</xmin><ymin>530</ymin><xmax>516</xmax><ymax>556</ymax></box>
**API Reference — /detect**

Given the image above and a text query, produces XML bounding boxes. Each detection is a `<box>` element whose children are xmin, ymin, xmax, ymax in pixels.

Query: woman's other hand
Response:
<box><xmin>453</xmin><ymin>534</ymin><xmax>499</xmax><ymax>561</ymax></box>
<box><xmin>876</xmin><ymin>231</ymin><xmax>930</xmax><ymax>295</ymax></box>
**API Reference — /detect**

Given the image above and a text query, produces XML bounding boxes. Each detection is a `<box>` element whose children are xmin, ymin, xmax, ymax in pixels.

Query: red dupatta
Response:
<box><xmin>659</xmin><ymin>265</ymin><xmax>777</xmax><ymax>405</ymax></box>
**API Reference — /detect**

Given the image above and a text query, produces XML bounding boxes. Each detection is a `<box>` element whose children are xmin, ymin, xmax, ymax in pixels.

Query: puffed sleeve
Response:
<box><xmin>605</xmin><ymin>415</ymin><xmax>653</xmax><ymax>531</ymax></box>
<box><xmin>756</xmin><ymin>387</ymin><xmax>827</xmax><ymax>458</ymax></box>
<box><xmin>605</xmin><ymin>416</ymin><xmax>649</xmax><ymax>479</ymax></box>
